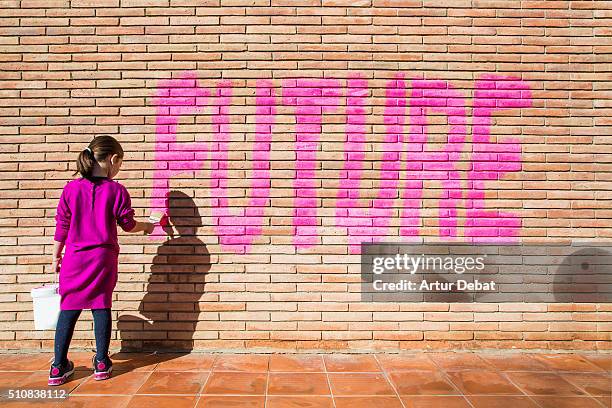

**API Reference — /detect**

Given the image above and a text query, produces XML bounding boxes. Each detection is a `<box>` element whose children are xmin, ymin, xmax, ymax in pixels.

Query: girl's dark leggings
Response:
<box><xmin>53</xmin><ymin>308</ymin><xmax>111</xmax><ymax>366</ymax></box>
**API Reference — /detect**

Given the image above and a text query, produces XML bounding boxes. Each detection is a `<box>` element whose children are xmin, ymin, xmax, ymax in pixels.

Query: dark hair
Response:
<box><xmin>74</xmin><ymin>135</ymin><xmax>124</xmax><ymax>178</ymax></box>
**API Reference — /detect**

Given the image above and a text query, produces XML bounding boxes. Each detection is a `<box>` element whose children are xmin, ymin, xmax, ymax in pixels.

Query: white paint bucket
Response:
<box><xmin>30</xmin><ymin>284</ymin><xmax>60</xmax><ymax>330</ymax></box>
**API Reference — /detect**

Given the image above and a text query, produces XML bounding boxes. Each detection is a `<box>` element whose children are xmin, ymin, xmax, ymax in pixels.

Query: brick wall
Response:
<box><xmin>1</xmin><ymin>0</ymin><xmax>611</xmax><ymax>352</ymax></box>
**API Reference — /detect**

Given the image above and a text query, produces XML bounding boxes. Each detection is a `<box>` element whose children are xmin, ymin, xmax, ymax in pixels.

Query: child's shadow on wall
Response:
<box><xmin>114</xmin><ymin>191</ymin><xmax>210</xmax><ymax>371</ymax></box>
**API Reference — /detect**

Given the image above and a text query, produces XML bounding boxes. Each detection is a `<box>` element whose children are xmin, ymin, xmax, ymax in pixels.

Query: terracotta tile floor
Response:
<box><xmin>0</xmin><ymin>351</ymin><xmax>609</xmax><ymax>407</ymax></box>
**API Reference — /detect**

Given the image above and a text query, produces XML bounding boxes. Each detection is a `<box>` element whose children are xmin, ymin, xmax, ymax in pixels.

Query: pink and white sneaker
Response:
<box><xmin>92</xmin><ymin>354</ymin><xmax>113</xmax><ymax>381</ymax></box>
<box><xmin>48</xmin><ymin>360</ymin><xmax>74</xmax><ymax>386</ymax></box>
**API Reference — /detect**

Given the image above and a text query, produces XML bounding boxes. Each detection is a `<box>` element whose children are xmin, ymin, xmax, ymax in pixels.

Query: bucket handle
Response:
<box><xmin>52</xmin><ymin>258</ymin><xmax>58</xmax><ymax>286</ymax></box>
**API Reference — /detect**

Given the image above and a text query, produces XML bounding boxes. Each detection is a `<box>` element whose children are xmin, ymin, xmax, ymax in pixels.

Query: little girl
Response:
<box><xmin>48</xmin><ymin>135</ymin><xmax>155</xmax><ymax>386</ymax></box>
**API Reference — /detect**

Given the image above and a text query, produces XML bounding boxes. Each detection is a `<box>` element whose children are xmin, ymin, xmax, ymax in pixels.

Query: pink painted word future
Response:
<box><xmin>151</xmin><ymin>71</ymin><xmax>532</xmax><ymax>254</ymax></box>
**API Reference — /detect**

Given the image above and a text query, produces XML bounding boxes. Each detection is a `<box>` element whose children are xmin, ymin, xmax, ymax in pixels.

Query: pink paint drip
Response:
<box><xmin>465</xmin><ymin>74</ymin><xmax>532</xmax><ymax>241</ymax></box>
<box><xmin>282</xmin><ymin>79</ymin><xmax>342</xmax><ymax>248</ymax></box>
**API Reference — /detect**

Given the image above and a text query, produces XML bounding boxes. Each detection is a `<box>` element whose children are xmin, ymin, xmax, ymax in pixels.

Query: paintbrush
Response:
<box><xmin>148</xmin><ymin>211</ymin><xmax>165</xmax><ymax>224</ymax></box>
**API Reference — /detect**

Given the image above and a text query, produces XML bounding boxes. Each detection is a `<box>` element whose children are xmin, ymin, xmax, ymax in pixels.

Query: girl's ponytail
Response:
<box><xmin>73</xmin><ymin>135</ymin><xmax>124</xmax><ymax>178</ymax></box>
<box><xmin>75</xmin><ymin>148</ymin><xmax>95</xmax><ymax>178</ymax></box>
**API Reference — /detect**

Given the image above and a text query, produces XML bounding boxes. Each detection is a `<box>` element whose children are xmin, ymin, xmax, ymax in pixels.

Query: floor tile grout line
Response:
<box><xmin>372</xmin><ymin>353</ymin><xmax>409</xmax><ymax>408</ymax></box>
<box><xmin>67</xmin><ymin>367</ymin><xmax>95</xmax><ymax>395</ymax></box>
<box><xmin>120</xmin><ymin>391</ymin><xmax>131</xmax><ymax>408</ymax></box>
<box><xmin>555</xmin><ymin>371</ymin><xmax>609</xmax><ymax>399</ymax></box>
<box><xmin>454</xmin><ymin>351</ymin><xmax>604</xmax><ymax>401</ymax></box>
<box><xmin>427</xmin><ymin>353</ymin><xmax>477</xmax><ymax>408</ymax></box>
<box><xmin>592</xmin><ymin>395</ymin><xmax>611</xmax><ymax>408</ymax></box>
<box><xmin>454</xmin><ymin>350</ymin><xmax>551</xmax><ymax>406</ymax></box>
<box><xmin>499</xmin><ymin>370</ymin><xmax>548</xmax><ymax>408</ymax></box>
<box><xmin>504</xmin><ymin>366</ymin><xmax>611</xmax><ymax>397</ymax></box>
<box><xmin>535</xmin><ymin>354</ymin><xmax>605</xmax><ymax>374</ymax></box>
<box><xmin>592</xmin><ymin>398</ymin><xmax>608</xmax><ymax>408</ymax></box>
<box><xmin>322</xmin><ymin>355</ymin><xmax>337</xmax><ymax>408</ymax></box>
<box><xmin>578</xmin><ymin>353</ymin><xmax>612</xmax><ymax>373</ymax></box>
<box><xmin>564</xmin><ymin>354</ymin><xmax>608</xmax><ymax>373</ymax></box>
<box><xmin>192</xmin><ymin>367</ymin><xmax>212</xmax><ymax>408</ymax></box>
<box><xmin>101</xmin><ymin>365</ymin><xmax>155</xmax><ymax>398</ymax></box>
